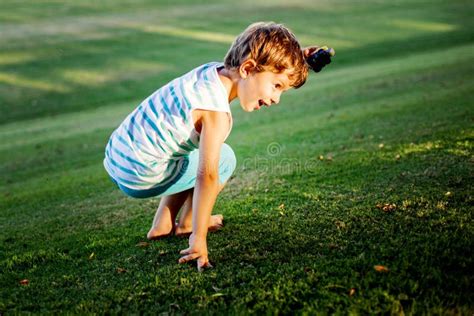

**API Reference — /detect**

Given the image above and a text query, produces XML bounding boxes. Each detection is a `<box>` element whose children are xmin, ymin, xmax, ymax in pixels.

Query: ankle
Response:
<box><xmin>175</xmin><ymin>220</ymin><xmax>191</xmax><ymax>230</ymax></box>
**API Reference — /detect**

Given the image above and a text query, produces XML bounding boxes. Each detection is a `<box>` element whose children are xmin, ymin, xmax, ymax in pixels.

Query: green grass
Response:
<box><xmin>1</xmin><ymin>0</ymin><xmax>473</xmax><ymax>314</ymax></box>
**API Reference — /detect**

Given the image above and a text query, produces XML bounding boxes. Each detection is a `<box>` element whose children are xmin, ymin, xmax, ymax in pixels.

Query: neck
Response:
<box><xmin>218</xmin><ymin>67</ymin><xmax>240</xmax><ymax>103</ymax></box>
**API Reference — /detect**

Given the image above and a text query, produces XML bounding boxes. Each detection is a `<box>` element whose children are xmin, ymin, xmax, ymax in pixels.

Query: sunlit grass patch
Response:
<box><xmin>0</xmin><ymin>72</ymin><xmax>70</xmax><ymax>93</ymax></box>
<box><xmin>0</xmin><ymin>52</ymin><xmax>36</xmax><ymax>66</ymax></box>
<box><xmin>60</xmin><ymin>60</ymin><xmax>168</xmax><ymax>86</ymax></box>
<box><xmin>390</xmin><ymin>19</ymin><xmax>458</xmax><ymax>32</ymax></box>
<box><xmin>122</xmin><ymin>23</ymin><xmax>236</xmax><ymax>44</ymax></box>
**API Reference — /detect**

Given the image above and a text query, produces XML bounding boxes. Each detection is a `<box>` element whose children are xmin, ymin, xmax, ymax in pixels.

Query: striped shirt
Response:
<box><xmin>104</xmin><ymin>62</ymin><xmax>232</xmax><ymax>190</ymax></box>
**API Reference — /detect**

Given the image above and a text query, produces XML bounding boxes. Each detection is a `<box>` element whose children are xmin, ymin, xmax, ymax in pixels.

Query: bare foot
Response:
<box><xmin>147</xmin><ymin>223</ymin><xmax>174</xmax><ymax>240</ymax></box>
<box><xmin>207</xmin><ymin>214</ymin><xmax>224</xmax><ymax>232</ymax></box>
<box><xmin>175</xmin><ymin>214</ymin><xmax>224</xmax><ymax>237</ymax></box>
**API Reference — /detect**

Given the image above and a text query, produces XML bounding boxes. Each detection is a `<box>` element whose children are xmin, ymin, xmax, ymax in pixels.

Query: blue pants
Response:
<box><xmin>111</xmin><ymin>143</ymin><xmax>236</xmax><ymax>199</ymax></box>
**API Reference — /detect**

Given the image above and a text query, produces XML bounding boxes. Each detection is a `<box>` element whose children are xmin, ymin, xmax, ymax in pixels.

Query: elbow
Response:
<box><xmin>196</xmin><ymin>167</ymin><xmax>219</xmax><ymax>183</ymax></box>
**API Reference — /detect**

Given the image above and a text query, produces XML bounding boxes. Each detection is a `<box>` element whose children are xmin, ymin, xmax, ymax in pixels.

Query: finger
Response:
<box><xmin>179</xmin><ymin>247</ymin><xmax>191</xmax><ymax>255</ymax></box>
<box><xmin>197</xmin><ymin>259</ymin><xmax>213</xmax><ymax>272</ymax></box>
<box><xmin>303</xmin><ymin>48</ymin><xmax>310</xmax><ymax>58</ymax></box>
<box><xmin>210</xmin><ymin>215</ymin><xmax>224</xmax><ymax>226</ymax></box>
<box><xmin>304</xmin><ymin>47</ymin><xmax>318</xmax><ymax>58</ymax></box>
<box><xmin>178</xmin><ymin>252</ymin><xmax>200</xmax><ymax>264</ymax></box>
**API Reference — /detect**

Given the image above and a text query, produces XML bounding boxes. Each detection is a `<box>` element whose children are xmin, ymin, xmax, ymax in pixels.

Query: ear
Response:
<box><xmin>239</xmin><ymin>59</ymin><xmax>257</xmax><ymax>79</ymax></box>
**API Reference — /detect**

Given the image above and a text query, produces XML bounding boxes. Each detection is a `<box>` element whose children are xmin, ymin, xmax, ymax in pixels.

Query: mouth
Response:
<box><xmin>256</xmin><ymin>100</ymin><xmax>267</xmax><ymax>110</ymax></box>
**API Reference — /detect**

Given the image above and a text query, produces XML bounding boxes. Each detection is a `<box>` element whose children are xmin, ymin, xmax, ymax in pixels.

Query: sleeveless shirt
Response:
<box><xmin>103</xmin><ymin>62</ymin><xmax>232</xmax><ymax>190</ymax></box>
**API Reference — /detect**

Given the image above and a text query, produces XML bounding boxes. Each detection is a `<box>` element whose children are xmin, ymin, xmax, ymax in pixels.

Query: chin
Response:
<box><xmin>240</xmin><ymin>103</ymin><xmax>254</xmax><ymax>112</ymax></box>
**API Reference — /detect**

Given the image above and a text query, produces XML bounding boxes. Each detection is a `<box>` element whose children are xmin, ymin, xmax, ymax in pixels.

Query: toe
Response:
<box><xmin>212</xmin><ymin>214</ymin><xmax>224</xmax><ymax>225</ymax></box>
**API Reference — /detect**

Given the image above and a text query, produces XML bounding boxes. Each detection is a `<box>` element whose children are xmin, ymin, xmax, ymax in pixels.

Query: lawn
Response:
<box><xmin>1</xmin><ymin>0</ymin><xmax>473</xmax><ymax>314</ymax></box>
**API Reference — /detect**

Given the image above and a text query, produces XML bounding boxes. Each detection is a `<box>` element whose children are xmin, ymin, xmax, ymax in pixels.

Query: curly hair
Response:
<box><xmin>224</xmin><ymin>22</ymin><xmax>308</xmax><ymax>88</ymax></box>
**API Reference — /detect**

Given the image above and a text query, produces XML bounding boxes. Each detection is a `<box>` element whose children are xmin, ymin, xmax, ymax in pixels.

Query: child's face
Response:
<box><xmin>238</xmin><ymin>70</ymin><xmax>292</xmax><ymax>112</ymax></box>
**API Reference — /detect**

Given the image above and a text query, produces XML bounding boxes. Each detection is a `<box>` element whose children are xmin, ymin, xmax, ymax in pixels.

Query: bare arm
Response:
<box><xmin>178</xmin><ymin>110</ymin><xmax>230</xmax><ymax>271</ymax></box>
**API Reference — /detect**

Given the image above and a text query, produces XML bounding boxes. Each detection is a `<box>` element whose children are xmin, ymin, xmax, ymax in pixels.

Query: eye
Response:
<box><xmin>274</xmin><ymin>83</ymin><xmax>282</xmax><ymax>89</ymax></box>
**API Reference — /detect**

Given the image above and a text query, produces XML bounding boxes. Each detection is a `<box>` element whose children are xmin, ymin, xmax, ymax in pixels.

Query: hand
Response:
<box><xmin>303</xmin><ymin>46</ymin><xmax>321</xmax><ymax>59</ymax></box>
<box><xmin>303</xmin><ymin>45</ymin><xmax>335</xmax><ymax>73</ymax></box>
<box><xmin>178</xmin><ymin>233</ymin><xmax>213</xmax><ymax>272</ymax></box>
